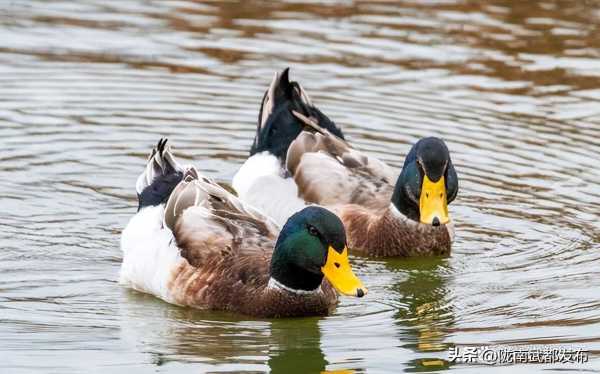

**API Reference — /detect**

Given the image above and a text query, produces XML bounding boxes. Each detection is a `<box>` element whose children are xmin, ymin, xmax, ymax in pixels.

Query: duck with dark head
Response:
<box><xmin>234</xmin><ymin>68</ymin><xmax>459</xmax><ymax>257</ymax></box>
<box><xmin>121</xmin><ymin>139</ymin><xmax>366</xmax><ymax>318</ymax></box>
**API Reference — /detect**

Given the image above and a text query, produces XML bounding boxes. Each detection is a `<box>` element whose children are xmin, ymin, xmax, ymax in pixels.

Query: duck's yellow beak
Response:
<box><xmin>321</xmin><ymin>247</ymin><xmax>367</xmax><ymax>297</ymax></box>
<box><xmin>419</xmin><ymin>175</ymin><xmax>449</xmax><ymax>225</ymax></box>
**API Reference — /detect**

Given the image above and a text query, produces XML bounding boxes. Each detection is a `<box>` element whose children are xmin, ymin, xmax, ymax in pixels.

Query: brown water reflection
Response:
<box><xmin>1</xmin><ymin>0</ymin><xmax>600</xmax><ymax>373</ymax></box>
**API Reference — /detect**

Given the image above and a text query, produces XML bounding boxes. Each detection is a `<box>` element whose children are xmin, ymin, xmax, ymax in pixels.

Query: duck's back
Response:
<box><xmin>287</xmin><ymin>129</ymin><xmax>396</xmax><ymax>210</ymax></box>
<box><xmin>121</xmin><ymin>168</ymin><xmax>282</xmax><ymax>310</ymax></box>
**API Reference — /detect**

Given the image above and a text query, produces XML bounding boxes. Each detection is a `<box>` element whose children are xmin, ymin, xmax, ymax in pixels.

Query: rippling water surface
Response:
<box><xmin>1</xmin><ymin>1</ymin><xmax>600</xmax><ymax>373</ymax></box>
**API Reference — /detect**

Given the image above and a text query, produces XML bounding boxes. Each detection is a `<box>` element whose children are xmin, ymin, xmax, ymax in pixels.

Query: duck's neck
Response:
<box><xmin>267</xmin><ymin>276</ymin><xmax>322</xmax><ymax>295</ymax></box>
<box><xmin>257</xmin><ymin>275</ymin><xmax>330</xmax><ymax>318</ymax></box>
<box><xmin>390</xmin><ymin>185</ymin><xmax>420</xmax><ymax>222</ymax></box>
<box><xmin>270</xmin><ymin>259</ymin><xmax>323</xmax><ymax>293</ymax></box>
<box><xmin>387</xmin><ymin>203</ymin><xmax>421</xmax><ymax>227</ymax></box>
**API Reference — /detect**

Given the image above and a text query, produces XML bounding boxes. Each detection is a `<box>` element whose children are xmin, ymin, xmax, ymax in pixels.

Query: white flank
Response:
<box><xmin>232</xmin><ymin>152</ymin><xmax>306</xmax><ymax>226</ymax></box>
<box><xmin>119</xmin><ymin>205</ymin><xmax>185</xmax><ymax>304</ymax></box>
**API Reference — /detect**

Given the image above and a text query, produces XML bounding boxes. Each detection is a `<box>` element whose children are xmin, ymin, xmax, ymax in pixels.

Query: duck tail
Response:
<box><xmin>136</xmin><ymin>138</ymin><xmax>184</xmax><ymax>211</ymax></box>
<box><xmin>250</xmin><ymin>67</ymin><xmax>345</xmax><ymax>162</ymax></box>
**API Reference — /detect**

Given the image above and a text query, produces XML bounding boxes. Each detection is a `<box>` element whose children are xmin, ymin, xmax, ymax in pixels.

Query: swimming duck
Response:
<box><xmin>233</xmin><ymin>69</ymin><xmax>458</xmax><ymax>257</ymax></box>
<box><xmin>120</xmin><ymin>139</ymin><xmax>366</xmax><ymax>318</ymax></box>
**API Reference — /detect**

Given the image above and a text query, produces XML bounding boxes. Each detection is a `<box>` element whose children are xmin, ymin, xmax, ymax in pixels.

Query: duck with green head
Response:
<box><xmin>233</xmin><ymin>68</ymin><xmax>459</xmax><ymax>257</ymax></box>
<box><xmin>285</xmin><ymin>128</ymin><xmax>458</xmax><ymax>257</ymax></box>
<box><xmin>120</xmin><ymin>139</ymin><xmax>366</xmax><ymax>318</ymax></box>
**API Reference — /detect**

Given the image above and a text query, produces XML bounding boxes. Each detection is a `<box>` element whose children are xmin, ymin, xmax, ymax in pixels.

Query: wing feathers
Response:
<box><xmin>286</xmin><ymin>124</ymin><xmax>396</xmax><ymax>209</ymax></box>
<box><xmin>165</xmin><ymin>171</ymin><xmax>279</xmax><ymax>269</ymax></box>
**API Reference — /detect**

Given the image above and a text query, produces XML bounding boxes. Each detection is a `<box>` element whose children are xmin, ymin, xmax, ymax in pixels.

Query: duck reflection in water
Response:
<box><xmin>268</xmin><ymin>318</ymin><xmax>355</xmax><ymax>374</ymax></box>
<box><xmin>120</xmin><ymin>293</ymin><xmax>355</xmax><ymax>373</ymax></box>
<box><xmin>386</xmin><ymin>257</ymin><xmax>454</xmax><ymax>371</ymax></box>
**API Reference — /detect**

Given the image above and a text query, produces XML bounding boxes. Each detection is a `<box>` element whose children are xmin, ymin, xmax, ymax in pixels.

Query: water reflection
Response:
<box><xmin>269</xmin><ymin>319</ymin><xmax>329</xmax><ymax>374</ymax></box>
<box><xmin>120</xmin><ymin>290</ymin><xmax>357</xmax><ymax>373</ymax></box>
<box><xmin>387</xmin><ymin>258</ymin><xmax>453</xmax><ymax>371</ymax></box>
<box><xmin>120</xmin><ymin>291</ymin><xmax>269</xmax><ymax>371</ymax></box>
<box><xmin>2</xmin><ymin>0</ymin><xmax>600</xmax><ymax>372</ymax></box>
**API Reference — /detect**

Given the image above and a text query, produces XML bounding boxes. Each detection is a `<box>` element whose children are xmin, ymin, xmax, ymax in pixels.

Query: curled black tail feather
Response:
<box><xmin>250</xmin><ymin>68</ymin><xmax>345</xmax><ymax>162</ymax></box>
<box><xmin>137</xmin><ymin>138</ymin><xmax>184</xmax><ymax>211</ymax></box>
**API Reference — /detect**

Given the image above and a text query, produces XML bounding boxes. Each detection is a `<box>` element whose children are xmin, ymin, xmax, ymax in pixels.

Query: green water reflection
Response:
<box><xmin>386</xmin><ymin>257</ymin><xmax>454</xmax><ymax>372</ymax></box>
<box><xmin>123</xmin><ymin>291</ymin><xmax>361</xmax><ymax>373</ymax></box>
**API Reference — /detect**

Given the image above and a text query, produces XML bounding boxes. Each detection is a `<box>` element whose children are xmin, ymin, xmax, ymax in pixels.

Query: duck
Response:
<box><xmin>233</xmin><ymin>68</ymin><xmax>459</xmax><ymax>257</ymax></box>
<box><xmin>120</xmin><ymin>139</ymin><xmax>366</xmax><ymax>318</ymax></box>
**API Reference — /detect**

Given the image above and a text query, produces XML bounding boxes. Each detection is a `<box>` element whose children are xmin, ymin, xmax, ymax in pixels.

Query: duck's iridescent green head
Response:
<box><xmin>270</xmin><ymin>206</ymin><xmax>366</xmax><ymax>297</ymax></box>
<box><xmin>391</xmin><ymin>137</ymin><xmax>458</xmax><ymax>226</ymax></box>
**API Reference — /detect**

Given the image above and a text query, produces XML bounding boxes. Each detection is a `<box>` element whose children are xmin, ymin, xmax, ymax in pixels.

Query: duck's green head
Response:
<box><xmin>391</xmin><ymin>137</ymin><xmax>458</xmax><ymax>226</ymax></box>
<box><xmin>270</xmin><ymin>206</ymin><xmax>366</xmax><ymax>297</ymax></box>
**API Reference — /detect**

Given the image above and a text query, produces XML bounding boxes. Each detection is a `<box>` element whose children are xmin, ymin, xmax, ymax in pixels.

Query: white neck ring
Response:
<box><xmin>267</xmin><ymin>277</ymin><xmax>322</xmax><ymax>295</ymax></box>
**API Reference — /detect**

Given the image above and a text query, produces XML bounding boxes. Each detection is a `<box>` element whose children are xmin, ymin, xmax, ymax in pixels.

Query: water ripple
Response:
<box><xmin>1</xmin><ymin>0</ymin><xmax>600</xmax><ymax>372</ymax></box>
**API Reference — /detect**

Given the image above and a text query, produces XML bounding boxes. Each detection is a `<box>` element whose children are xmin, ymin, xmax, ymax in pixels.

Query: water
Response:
<box><xmin>1</xmin><ymin>1</ymin><xmax>600</xmax><ymax>373</ymax></box>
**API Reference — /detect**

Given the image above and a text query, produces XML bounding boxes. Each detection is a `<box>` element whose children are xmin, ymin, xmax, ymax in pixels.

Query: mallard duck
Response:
<box><xmin>120</xmin><ymin>139</ymin><xmax>366</xmax><ymax>318</ymax></box>
<box><xmin>233</xmin><ymin>69</ymin><xmax>458</xmax><ymax>257</ymax></box>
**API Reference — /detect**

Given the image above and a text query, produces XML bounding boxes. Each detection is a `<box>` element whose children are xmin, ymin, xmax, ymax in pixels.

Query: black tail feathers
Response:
<box><xmin>251</xmin><ymin>68</ymin><xmax>345</xmax><ymax>161</ymax></box>
<box><xmin>137</xmin><ymin>138</ymin><xmax>184</xmax><ymax>211</ymax></box>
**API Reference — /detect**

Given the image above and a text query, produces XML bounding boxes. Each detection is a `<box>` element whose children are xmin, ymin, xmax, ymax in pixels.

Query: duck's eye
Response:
<box><xmin>426</xmin><ymin>192</ymin><xmax>429</xmax><ymax>198</ymax></box>
<box><xmin>307</xmin><ymin>225</ymin><xmax>319</xmax><ymax>236</ymax></box>
<box><xmin>439</xmin><ymin>193</ymin><xmax>443</xmax><ymax>198</ymax></box>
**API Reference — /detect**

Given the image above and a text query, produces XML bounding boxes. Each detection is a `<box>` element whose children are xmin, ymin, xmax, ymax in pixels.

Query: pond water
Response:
<box><xmin>1</xmin><ymin>1</ymin><xmax>600</xmax><ymax>373</ymax></box>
